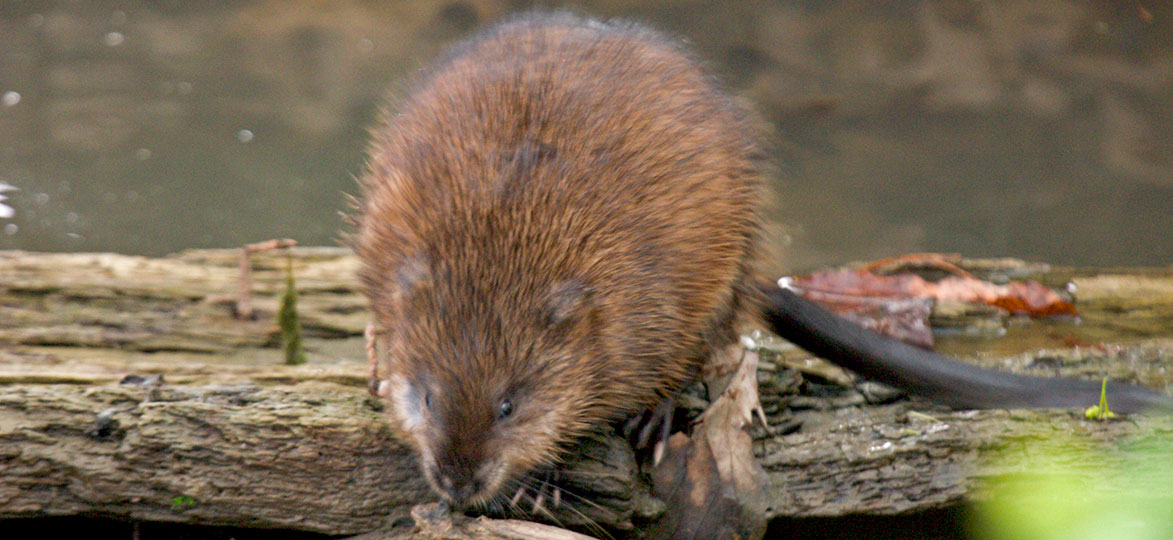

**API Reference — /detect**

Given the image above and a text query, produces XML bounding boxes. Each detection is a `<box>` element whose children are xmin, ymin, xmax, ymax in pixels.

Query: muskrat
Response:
<box><xmin>354</xmin><ymin>13</ymin><xmax>761</xmax><ymax>506</ymax></box>
<box><xmin>354</xmin><ymin>12</ymin><xmax>1170</xmax><ymax>508</ymax></box>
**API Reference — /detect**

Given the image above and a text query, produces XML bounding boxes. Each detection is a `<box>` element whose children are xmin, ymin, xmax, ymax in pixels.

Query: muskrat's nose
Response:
<box><xmin>446</xmin><ymin>476</ymin><xmax>485</xmax><ymax>507</ymax></box>
<box><xmin>436</xmin><ymin>465</ymin><xmax>488</xmax><ymax>506</ymax></box>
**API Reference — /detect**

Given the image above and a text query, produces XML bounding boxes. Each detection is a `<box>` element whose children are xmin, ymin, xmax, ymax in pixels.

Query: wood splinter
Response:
<box><xmin>234</xmin><ymin>238</ymin><xmax>298</xmax><ymax>320</ymax></box>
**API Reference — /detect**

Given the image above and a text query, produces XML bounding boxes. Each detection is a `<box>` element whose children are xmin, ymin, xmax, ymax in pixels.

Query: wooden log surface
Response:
<box><xmin>1</xmin><ymin>248</ymin><xmax>1171</xmax><ymax>537</ymax></box>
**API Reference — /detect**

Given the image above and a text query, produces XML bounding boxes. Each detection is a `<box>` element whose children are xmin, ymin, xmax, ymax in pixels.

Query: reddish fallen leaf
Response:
<box><xmin>789</xmin><ymin>269</ymin><xmax>929</xmax><ymax>299</ymax></box>
<box><xmin>861</xmin><ymin>252</ymin><xmax>973</xmax><ymax>278</ymax></box>
<box><xmin>932</xmin><ymin>276</ymin><xmax>1077</xmax><ymax>316</ymax></box>
<box><xmin>784</xmin><ymin>280</ymin><xmax>936</xmax><ymax>348</ymax></box>
<box><xmin>786</xmin><ymin>261</ymin><xmax>1077</xmax><ymax>345</ymax></box>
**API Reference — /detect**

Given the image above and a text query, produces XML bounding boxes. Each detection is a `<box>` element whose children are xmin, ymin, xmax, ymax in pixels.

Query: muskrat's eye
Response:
<box><xmin>498</xmin><ymin>399</ymin><xmax>513</xmax><ymax>419</ymax></box>
<box><xmin>424</xmin><ymin>390</ymin><xmax>433</xmax><ymax>410</ymax></box>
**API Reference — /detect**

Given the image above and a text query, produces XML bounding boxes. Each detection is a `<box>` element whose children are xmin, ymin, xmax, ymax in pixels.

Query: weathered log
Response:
<box><xmin>0</xmin><ymin>380</ymin><xmax>423</xmax><ymax>534</ymax></box>
<box><xmin>1</xmin><ymin>249</ymin><xmax>1171</xmax><ymax>537</ymax></box>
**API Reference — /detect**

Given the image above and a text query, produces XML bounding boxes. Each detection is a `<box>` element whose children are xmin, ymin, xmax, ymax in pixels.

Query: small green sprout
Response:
<box><xmin>278</xmin><ymin>255</ymin><xmax>306</xmax><ymax>366</ymax></box>
<box><xmin>1084</xmin><ymin>377</ymin><xmax>1116</xmax><ymax>421</ymax></box>
<box><xmin>171</xmin><ymin>495</ymin><xmax>196</xmax><ymax>511</ymax></box>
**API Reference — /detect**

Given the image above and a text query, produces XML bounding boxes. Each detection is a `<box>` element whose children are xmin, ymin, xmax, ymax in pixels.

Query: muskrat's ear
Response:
<box><xmin>544</xmin><ymin>279</ymin><xmax>593</xmax><ymax>328</ymax></box>
<box><xmin>387</xmin><ymin>373</ymin><xmax>425</xmax><ymax>430</ymax></box>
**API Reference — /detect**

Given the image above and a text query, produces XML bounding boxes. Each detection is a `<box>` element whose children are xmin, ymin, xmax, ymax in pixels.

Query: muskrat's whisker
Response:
<box><xmin>511</xmin><ymin>473</ymin><xmax>614</xmax><ymax>540</ymax></box>
<box><xmin>542</xmin><ymin>468</ymin><xmax>625</xmax><ymax>479</ymax></box>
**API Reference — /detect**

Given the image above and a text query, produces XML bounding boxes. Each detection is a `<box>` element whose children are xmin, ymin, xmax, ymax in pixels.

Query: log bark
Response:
<box><xmin>0</xmin><ymin>380</ymin><xmax>424</xmax><ymax>534</ymax></box>
<box><xmin>1</xmin><ymin>249</ymin><xmax>1171</xmax><ymax>537</ymax></box>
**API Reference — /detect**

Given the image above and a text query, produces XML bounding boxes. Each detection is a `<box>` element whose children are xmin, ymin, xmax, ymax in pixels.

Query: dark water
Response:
<box><xmin>1</xmin><ymin>1</ymin><xmax>1170</xmax><ymax>270</ymax></box>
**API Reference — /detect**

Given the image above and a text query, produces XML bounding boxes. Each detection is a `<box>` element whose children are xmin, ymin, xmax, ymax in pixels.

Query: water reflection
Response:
<box><xmin>0</xmin><ymin>182</ymin><xmax>16</xmax><ymax>219</ymax></box>
<box><xmin>0</xmin><ymin>1</ymin><xmax>1169</xmax><ymax>268</ymax></box>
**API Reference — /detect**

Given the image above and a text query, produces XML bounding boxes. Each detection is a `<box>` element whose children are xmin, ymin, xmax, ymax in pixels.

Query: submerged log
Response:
<box><xmin>1</xmin><ymin>249</ymin><xmax>1171</xmax><ymax>537</ymax></box>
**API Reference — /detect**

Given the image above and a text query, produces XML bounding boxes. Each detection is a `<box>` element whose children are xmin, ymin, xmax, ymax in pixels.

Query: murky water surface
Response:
<box><xmin>1</xmin><ymin>1</ymin><xmax>1170</xmax><ymax>270</ymax></box>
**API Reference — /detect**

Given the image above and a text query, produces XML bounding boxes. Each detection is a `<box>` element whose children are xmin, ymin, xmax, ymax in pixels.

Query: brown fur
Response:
<box><xmin>353</xmin><ymin>12</ymin><xmax>765</xmax><ymax>506</ymax></box>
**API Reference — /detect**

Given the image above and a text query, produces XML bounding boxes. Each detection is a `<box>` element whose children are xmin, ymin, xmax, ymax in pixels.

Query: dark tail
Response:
<box><xmin>759</xmin><ymin>282</ymin><xmax>1171</xmax><ymax>413</ymax></box>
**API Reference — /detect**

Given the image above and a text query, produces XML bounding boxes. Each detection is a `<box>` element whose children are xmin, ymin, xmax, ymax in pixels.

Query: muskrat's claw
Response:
<box><xmin>637</xmin><ymin>399</ymin><xmax>675</xmax><ymax>465</ymax></box>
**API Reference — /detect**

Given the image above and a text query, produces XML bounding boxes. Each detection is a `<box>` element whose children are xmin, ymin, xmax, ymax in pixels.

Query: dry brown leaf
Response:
<box><xmin>699</xmin><ymin>350</ymin><xmax>770</xmax><ymax>500</ymax></box>
<box><xmin>648</xmin><ymin>349</ymin><xmax>769</xmax><ymax>540</ymax></box>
